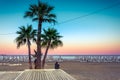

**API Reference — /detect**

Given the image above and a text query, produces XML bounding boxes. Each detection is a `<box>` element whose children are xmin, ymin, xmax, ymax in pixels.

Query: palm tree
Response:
<box><xmin>24</xmin><ymin>2</ymin><xmax>56</xmax><ymax>69</ymax></box>
<box><xmin>15</xmin><ymin>25</ymin><xmax>37</xmax><ymax>69</ymax></box>
<box><xmin>41</xmin><ymin>28</ymin><xmax>63</xmax><ymax>68</ymax></box>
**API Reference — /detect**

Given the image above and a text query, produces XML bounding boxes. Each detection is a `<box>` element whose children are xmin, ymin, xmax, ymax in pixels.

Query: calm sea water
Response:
<box><xmin>0</xmin><ymin>54</ymin><xmax>120</xmax><ymax>60</ymax></box>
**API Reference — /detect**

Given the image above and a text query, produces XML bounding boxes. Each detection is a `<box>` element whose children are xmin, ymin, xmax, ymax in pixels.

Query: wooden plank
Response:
<box><xmin>15</xmin><ymin>69</ymin><xmax>76</xmax><ymax>80</ymax></box>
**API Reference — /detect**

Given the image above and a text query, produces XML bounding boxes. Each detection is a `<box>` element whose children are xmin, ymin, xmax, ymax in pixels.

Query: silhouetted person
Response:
<box><xmin>34</xmin><ymin>49</ymin><xmax>37</xmax><ymax>69</ymax></box>
<box><xmin>34</xmin><ymin>58</ymin><xmax>37</xmax><ymax>69</ymax></box>
<box><xmin>55</xmin><ymin>62</ymin><xmax>60</xmax><ymax>69</ymax></box>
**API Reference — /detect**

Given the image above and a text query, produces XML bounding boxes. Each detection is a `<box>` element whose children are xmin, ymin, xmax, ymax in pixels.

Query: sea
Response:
<box><xmin>0</xmin><ymin>54</ymin><xmax>120</xmax><ymax>62</ymax></box>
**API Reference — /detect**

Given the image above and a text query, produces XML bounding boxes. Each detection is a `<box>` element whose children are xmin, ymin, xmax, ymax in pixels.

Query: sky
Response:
<box><xmin>0</xmin><ymin>0</ymin><xmax>120</xmax><ymax>55</ymax></box>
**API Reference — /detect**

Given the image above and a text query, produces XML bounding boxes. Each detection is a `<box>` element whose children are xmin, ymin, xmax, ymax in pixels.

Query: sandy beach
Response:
<box><xmin>0</xmin><ymin>62</ymin><xmax>120</xmax><ymax>80</ymax></box>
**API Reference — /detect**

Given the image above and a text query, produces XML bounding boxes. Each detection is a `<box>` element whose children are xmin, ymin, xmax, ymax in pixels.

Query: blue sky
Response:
<box><xmin>0</xmin><ymin>0</ymin><xmax>120</xmax><ymax>55</ymax></box>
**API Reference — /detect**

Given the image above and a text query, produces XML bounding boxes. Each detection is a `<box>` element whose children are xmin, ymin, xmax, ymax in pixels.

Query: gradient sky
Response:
<box><xmin>0</xmin><ymin>0</ymin><xmax>120</xmax><ymax>55</ymax></box>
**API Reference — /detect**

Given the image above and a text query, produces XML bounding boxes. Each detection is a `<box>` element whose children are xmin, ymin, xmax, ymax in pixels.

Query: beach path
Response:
<box><xmin>15</xmin><ymin>69</ymin><xmax>76</xmax><ymax>80</ymax></box>
<box><xmin>0</xmin><ymin>71</ymin><xmax>21</xmax><ymax>80</ymax></box>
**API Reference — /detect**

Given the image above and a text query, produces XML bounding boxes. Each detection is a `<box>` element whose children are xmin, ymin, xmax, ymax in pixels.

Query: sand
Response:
<box><xmin>0</xmin><ymin>61</ymin><xmax>120</xmax><ymax>80</ymax></box>
<box><xmin>0</xmin><ymin>71</ymin><xmax>21</xmax><ymax>80</ymax></box>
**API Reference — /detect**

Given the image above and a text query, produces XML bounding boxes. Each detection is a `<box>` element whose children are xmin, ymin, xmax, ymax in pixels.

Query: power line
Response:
<box><xmin>0</xmin><ymin>32</ymin><xmax>15</xmax><ymax>35</ymax></box>
<box><xmin>0</xmin><ymin>1</ymin><xmax>120</xmax><ymax>35</ymax></box>
<box><xmin>58</xmin><ymin>1</ymin><xmax>120</xmax><ymax>24</ymax></box>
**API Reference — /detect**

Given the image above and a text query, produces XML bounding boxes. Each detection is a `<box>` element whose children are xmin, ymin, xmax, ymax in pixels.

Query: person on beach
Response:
<box><xmin>34</xmin><ymin>58</ymin><xmax>37</xmax><ymax>69</ymax></box>
<box><xmin>55</xmin><ymin>62</ymin><xmax>60</xmax><ymax>69</ymax></box>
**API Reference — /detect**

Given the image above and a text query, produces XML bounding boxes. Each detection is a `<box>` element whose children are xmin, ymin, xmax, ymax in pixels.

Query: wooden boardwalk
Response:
<box><xmin>15</xmin><ymin>69</ymin><xmax>76</xmax><ymax>80</ymax></box>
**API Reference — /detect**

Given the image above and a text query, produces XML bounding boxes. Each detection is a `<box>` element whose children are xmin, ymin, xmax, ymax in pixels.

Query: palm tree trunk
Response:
<box><xmin>42</xmin><ymin>40</ymin><xmax>51</xmax><ymax>69</ymax></box>
<box><xmin>36</xmin><ymin>19</ymin><xmax>42</xmax><ymax>69</ymax></box>
<box><xmin>27</xmin><ymin>40</ymin><xmax>32</xmax><ymax>69</ymax></box>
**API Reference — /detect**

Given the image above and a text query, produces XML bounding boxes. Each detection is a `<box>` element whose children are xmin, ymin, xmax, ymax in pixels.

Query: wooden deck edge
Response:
<box><xmin>14</xmin><ymin>71</ymin><xmax>24</xmax><ymax>80</ymax></box>
<box><xmin>14</xmin><ymin>69</ymin><xmax>77</xmax><ymax>80</ymax></box>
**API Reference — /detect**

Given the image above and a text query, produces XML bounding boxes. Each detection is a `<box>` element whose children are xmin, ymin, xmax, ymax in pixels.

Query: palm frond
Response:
<box><xmin>32</xmin><ymin>17</ymin><xmax>38</xmax><ymax>21</ymax></box>
<box><xmin>24</xmin><ymin>11</ymin><xmax>34</xmax><ymax>18</ymax></box>
<box><xmin>47</xmin><ymin>6</ymin><xmax>54</xmax><ymax>13</ymax></box>
<box><xmin>46</xmin><ymin>14</ymin><xmax>56</xmax><ymax>18</ymax></box>
<box><xmin>15</xmin><ymin>25</ymin><xmax>37</xmax><ymax>48</ymax></box>
<box><xmin>43</xmin><ymin>19</ymin><xmax>57</xmax><ymax>24</ymax></box>
<box><xmin>24</xmin><ymin>2</ymin><xmax>56</xmax><ymax>25</ymax></box>
<box><xmin>41</xmin><ymin>28</ymin><xmax>63</xmax><ymax>49</ymax></box>
<box><xmin>24</xmin><ymin>4</ymin><xmax>38</xmax><ymax>18</ymax></box>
